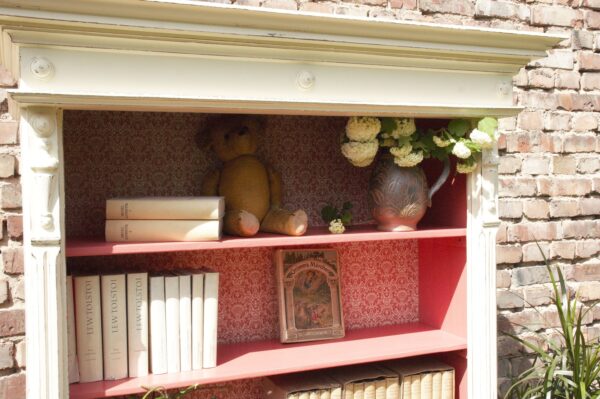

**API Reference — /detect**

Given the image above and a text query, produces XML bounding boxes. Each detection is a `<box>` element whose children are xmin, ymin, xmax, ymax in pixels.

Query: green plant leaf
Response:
<box><xmin>379</xmin><ymin>117</ymin><xmax>396</xmax><ymax>134</ymax></box>
<box><xmin>321</xmin><ymin>205</ymin><xmax>338</xmax><ymax>224</ymax></box>
<box><xmin>447</xmin><ymin>119</ymin><xmax>471</xmax><ymax>137</ymax></box>
<box><xmin>477</xmin><ymin>117</ymin><xmax>498</xmax><ymax>135</ymax></box>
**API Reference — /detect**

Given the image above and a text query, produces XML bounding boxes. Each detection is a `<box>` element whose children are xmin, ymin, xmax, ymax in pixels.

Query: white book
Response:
<box><xmin>106</xmin><ymin>196</ymin><xmax>224</xmax><ymax>220</ymax></box>
<box><xmin>66</xmin><ymin>276</ymin><xmax>80</xmax><ymax>384</ymax></box>
<box><xmin>127</xmin><ymin>273</ymin><xmax>148</xmax><ymax>378</ymax></box>
<box><xmin>105</xmin><ymin>220</ymin><xmax>222</xmax><ymax>242</ymax></box>
<box><xmin>149</xmin><ymin>276</ymin><xmax>167</xmax><ymax>375</ymax></box>
<box><xmin>74</xmin><ymin>275</ymin><xmax>103</xmax><ymax>383</ymax></box>
<box><xmin>179</xmin><ymin>275</ymin><xmax>192</xmax><ymax>372</ymax></box>
<box><xmin>165</xmin><ymin>276</ymin><xmax>180</xmax><ymax>373</ymax></box>
<box><xmin>101</xmin><ymin>274</ymin><xmax>128</xmax><ymax>380</ymax></box>
<box><xmin>203</xmin><ymin>272</ymin><xmax>219</xmax><ymax>368</ymax></box>
<box><xmin>191</xmin><ymin>273</ymin><xmax>204</xmax><ymax>370</ymax></box>
<box><xmin>421</xmin><ymin>372</ymin><xmax>433</xmax><ymax>399</ymax></box>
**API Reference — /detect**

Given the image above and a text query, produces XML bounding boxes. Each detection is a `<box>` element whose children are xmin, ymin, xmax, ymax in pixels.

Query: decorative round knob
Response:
<box><xmin>30</xmin><ymin>57</ymin><xmax>55</xmax><ymax>80</ymax></box>
<box><xmin>30</xmin><ymin>111</ymin><xmax>55</xmax><ymax>138</ymax></box>
<box><xmin>296</xmin><ymin>70</ymin><xmax>315</xmax><ymax>90</ymax></box>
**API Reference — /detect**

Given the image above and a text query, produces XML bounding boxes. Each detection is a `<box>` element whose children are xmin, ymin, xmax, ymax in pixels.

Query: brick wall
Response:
<box><xmin>1</xmin><ymin>1</ymin><xmax>599</xmax><ymax>398</ymax></box>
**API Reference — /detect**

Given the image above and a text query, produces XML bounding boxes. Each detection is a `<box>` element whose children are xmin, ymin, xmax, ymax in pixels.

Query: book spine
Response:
<box><xmin>374</xmin><ymin>380</ymin><xmax>386</xmax><ymax>399</ymax></box>
<box><xmin>191</xmin><ymin>273</ymin><xmax>204</xmax><ymax>370</ymax></box>
<box><xmin>165</xmin><ymin>276</ymin><xmax>181</xmax><ymax>373</ymax></box>
<box><xmin>441</xmin><ymin>370</ymin><xmax>454</xmax><ymax>399</ymax></box>
<box><xmin>179</xmin><ymin>275</ymin><xmax>192</xmax><ymax>372</ymax></box>
<box><xmin>410</xmin><ymin>375</ymin><xmax>421</xmax><ymax>399</ymax></box>
<box><xmin>66</xmin><ymin>276</ymin><xmax>80</xmax><ymax>384</ymax></box>
<box><xmin>101</xmin><ymin>274</ymin><xmax>128</xmax><ymax>380</ymax></box>
<box><xmin>385</xmin><ymin>377</ymin><xmax>399</xmax><ymax>399</ymax></box>
<box><xmin>401</xmin><ymin>376</ymin><xmax>411</xmax><ymax>399</ymax></box>
<box><xmin>106</xmin><ymin>197</ymin><xmax>224</xmax><ymax>220</ymax></box>
<box><xmin>203</xmin><ymin>272</ymin><xmax>219</xmax><ymax>368</ymax></box>
<box><xmin>299</xmin><ymin>393</ymin><xmax>310</xmax><ymax>399</ymax></box>
<box><xmin>330</xmin><ymin>387</ymin><xmax>342</xmax><ymax>399</ymax></box>
<box><xmin>287</xmin><ymin>394</ymin><xmax>299</xmax><ymax>399</ymax></box>
<box><xmin>353</xmin><ymin>383</ymin><xmax>364</xmax><ymax>399</ymax></box>
<box><xmin>432</xmin><ymin>372</ymin><xmax>442</xmax><ymax>399</ymax></box>
<box><xmin>309</xmin><ymin>392</ymin><xmax>319</xmax><ymax>399</ymax></box>
<box><xmin>320</xmin><ymin>389</ymin><xmax>331</xmax><ymax>399</ymax></box>
<box><xmin>421</xmin><ymin>372</ymin><xmax>433</xmax><ymax>399</ymax></box>
<box><xmin>74</xmin><ymin>275</ymin><xmax>103</xmax><ymax>383</ymax></box>
<box><xmin>127</xmin><ymin>273</ymin><xmax>148</xmax><ymax>378</ymax></box>
<box><xmin>105</xmin><ymin>220</ymin><xmax>222</xmax><ymax>242</ymax></box>
<box><xmin>363</xmin><ymin>382</ymin><xmax>375</xmax><ymax>399</ymax></box>
<box><xmin>343</xmin><ymin>384</ymin><xmax>354</xmax><ymax>399</ymax></box>
<box><xmin>149</xmin><ymin>276</ymin><xmax>167</xmax><ymax>375</ymax></box>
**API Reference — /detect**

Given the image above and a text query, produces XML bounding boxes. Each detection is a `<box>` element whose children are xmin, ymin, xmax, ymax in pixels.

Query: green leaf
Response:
<box><xmin>342</xmin><ymin>201</ymin><xmax>353</xmax><ymax>211</ymax></box>
<box><xmin>321</xmin><ymin>205</ymin><xmax>338</xmax><ymax>224</ymax></box>
<box><xmin>477</xmin><ymin>117</ymin><xmax>498</xmax><ymax>136</ymax></box>
<box><xmin>447</xmin><ymin>119</ymin><xmax>470</xmax><ymax>137</ymax></box>
<box><xmin>379</xmin><ymin>117</ymin><xmax>396</xmax><ymax>134</ymax></box>
<box><xmin>340</xmin><ymin>210</ymin><xmax>352</xmax><ymax>226</ymax></box>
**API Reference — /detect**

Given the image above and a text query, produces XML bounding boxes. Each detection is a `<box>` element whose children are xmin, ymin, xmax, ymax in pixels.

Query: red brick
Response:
<box><xmin>544</xmin><ymin>112</ymin><xmax>571</xmax><ymax>131</ymax></box>
<box><xmin>522</xmin><ymin>242</ymin><xmax>550</xmax><ymax>262</ymax></box>
<box><xmin>499</xmin><ymin>176</ymin><xmax>536</xmax><ymax>197</ymax></box>
<box><xmin>580</xmin><ymin>198</ymin><xmax>600</xmax><ymax>215</ymax></box>
<box><xmin>497</xmin><ymin>223</ymin><xmax>508</xmax><ymax>244</ymax></box>
<box><xmin>389</xmin><ymin>0</ymin><xmax>417</xmax><ymax>9</ymax></box>
<box><xmin>584</xmin><ymin>0</ymin><xmax>600</xmax><ymax>9</ymax></box>
<box><xmin>498</xmin><ymin>116</ymin><xmax>517</xmax><ymax>131</ymax></box>
<box><xmin>551</xmin><ymin>241</ymin><xmax>576</xmax><ymax>260</ymax></box>
<box><xmin>497</xmin><ymin>245</ymin><xmax>522</xmax><ymax>264</ymax></box>
<box><xmin>497</xmin><ymin>269</ymin><xmax>512</xmax><ymax>289</ymax></box>
<box><xmin>499</xmin><ymin>199</ymin><xmax>523</xmax><ymax>218</ymax></box>
<box><xmin>523</xmin><ymin>199</ymin><xmax>549</xmax><ymax>219</ymax></box>
<box><xmin>531</xmin><ymin>5</ymin><xmax>582</xmax><ymax>27</ymax></box>
<box><xmin>513</xmin><ymin>68</ymin><xmax>528</xmax><ymax>87</ymax></box>
<box><xmin>475</xmin><ymin>0</ymin><xmax>529</xmax><ymax>20</ymax></box>
<box><xmin>563</xmin><ymin>133</ymin><xmax>597</xmax><ymax>152</ymax></box>
<box><xmin>6</xmin><ymin>215</ymin><xmax>22</xmax><ymax>240</ymax></box>
<box><xmin>571</xmin><ymin>113</ymin><xmax>598</xmax><ymax>131</ymax></box>
<box><xmin>567</xmin><ymin>261</ymin><xmax>600</xmax><ymax>281</ymax></box>
<box><xmin>551</xmin><ymin>155</ymin><xmax>577</xmax><ymax>174</ymax></box>
<box><xmin>577</xmin><ymin>156</ymin><xmax>600</xmax><ymax>173</ymax></box>
<box><xmin>0</xmin><ymin>342</ymin><xmax>13</xmax><ymax>370</ymax></box>
<box><xmin>497</xmin><ymin>289</ymin><xmax>525</xmax><ymax>309</ymax></box>
<box><xmin>576</xmin><ymin>240</ymin><xmax>600</xmax><ymax>258</ymax></box>
<box><xmin>519</xmin><ymin>91</ymin><xmax>559</xmax><ymax>110</ymax></box>
<box><xmin>521</xmin><ymin>156</ymin><xmax>550</xmax><ymax>175</ymax></box>
<box><xmin>579</xmin><ymin>52</ymin><xmax>600</xmax><ymax>71</ymax></box>
<box><xmin>0</xmin><ymin>181</ymin><xmax>21</xmax><ymax>209</ymax></box>
<box><xmin>0</xmin><ymin>279</ymin><xmax>6</xmax><ymax>305</ymax></box>
<box><xmin>262</xmin><ymin>0</ymin><xmax>298</xmax><ymax>10</ymax></box>
<box><xmin>527</xmin><ymin>68</ymin><xmax>555</xmax><ymax>89</ymax></box>
<box><xmin>498</xmin><ymin>155</ymin><xmax>521</xmax><ymax>174</ymax></box>
<box><xmin>420</xmin><ymin>0</ymin><xmax>474</xmax><ymax>15</ymax></box>
<box><xmin>576</xmin><ymin>281</ymin><xmax>600</xmax><ymax>301</ymax></box>
<box><xmin>530</xmin><ymin>50</ymin><xmax>574</xmax><ymax>70</ymax></box>
<box><xmin>550</xmin><ymin>199</ymin><xmax>579</xmax><ymax>217</ymax></box>
<box><xmin>0</xmin><ymin>372</ymin><xmax>25</xmax><ymax>399</ymax></box>
<box><xmin>507</xmin><ymin>221</ymin><xmax>561</xmax><ymax>242</ymax></box>
<box><xmin>537</xmin><ymin>176</ymin><xmax>592</xmax><ymax>196</ymax></box>
<box><xmin>555</xmin><ymin>70</ymin><xmax>580</xmax><ymax>89</ymax></box>
<box><xmin>572</xmin><ymin>30</ymin><xmax>594</xmax><ymax>49</ymax></box>
<box><xmin>0</xmin><ymin>309</ymin><xmax>24</xmax><ymax>337</ymax></box>
<box><xmin>299</xmin><ymin>2</ymin><xmax>335</xmax><ymax>12</ymax></box>
<box><xmin>517</xmin><ymin>110</ymin><xmax>544</xmax><ymax>130</ymax></box>
<box><xmin>563</xmin><ymin>220</ymin><xmax>599</xmax><ymax>239</ymax></box>
<box><xmin>581</xmin><ymin>72</ymin><xmax>600</xmax><ymax>90</ymax></box>
<box><xmin>0</xmin><ymin>121</ymin><xmax>17</xmax><ymax>145</ymax></box>
<box><xmin>0</xmin><ymin>155</ymin><xmax>14</xmax><ymax>178</ymax></box>
<box><xmin>587</xmin><ymin>10</ymin><xmax>600</xmax><ymax>29</ymax></box>
<box><xmin>558</xmin><ymin>93</ymin><xmax>600</xmax><ymax>111</ymax></box>
<box><xmin>0</xmin><ymin>66</ymin><xmax>16</xmax><ymax>87</ymax></box>
<box><xmin>1</xmin><ymin>247</ymin><xmax>23</xmax><ymax>275</ymax></box>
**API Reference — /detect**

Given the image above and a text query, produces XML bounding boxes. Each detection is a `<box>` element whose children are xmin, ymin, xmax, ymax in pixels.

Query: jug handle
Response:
<box><xmin>428</xmin><ymin>158</ymin><xmax>450</xmax><ymax>207</ymax></box>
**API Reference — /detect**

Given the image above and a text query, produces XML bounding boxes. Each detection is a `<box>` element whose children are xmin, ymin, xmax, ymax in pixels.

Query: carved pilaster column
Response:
<box><xmin>20</xmin><ymin>107</ymin><xmax>67</xmax><ymax>399</ymax></box>
<box><xmin>467</xmin><ymin>144</ymin><xmax>500</xmax><ymax>399</ymax></box>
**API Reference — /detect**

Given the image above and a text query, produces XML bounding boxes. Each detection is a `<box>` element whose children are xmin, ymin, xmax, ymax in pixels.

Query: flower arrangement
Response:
<box><xmin>321</xmin><ymin>202</ymin><xmax>353</xmax><ymax>234</ymax></box>
<box><xmin>340</xmin><ymin>116</ymin><xmax>499</xmax><ymax>173</ymax></box>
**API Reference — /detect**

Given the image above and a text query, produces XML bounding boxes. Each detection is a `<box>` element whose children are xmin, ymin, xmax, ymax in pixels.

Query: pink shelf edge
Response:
<box><xmin>69</xmin><ymin>323</ymin><xmax>467</xmax><ymax>399</ymax></box>
<box><xmin>66</xmin><ymin>225</ymin><xmax>466</xmax><ymax>257</ymax></box>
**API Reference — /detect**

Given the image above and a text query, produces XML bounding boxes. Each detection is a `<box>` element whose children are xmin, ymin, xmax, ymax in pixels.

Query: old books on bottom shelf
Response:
<box><xmin>69</xmin><ymin>270</ymin><xmax>219</xmax><ymax>385</ymax></box>
<box><xmin>265</xmin><ymin>359</ymin><xmax>455</xmax><ymax>399</ymax></box>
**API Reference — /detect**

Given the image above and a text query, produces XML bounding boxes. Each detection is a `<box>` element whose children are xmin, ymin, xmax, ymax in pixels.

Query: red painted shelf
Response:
<box><xmin>66</xmin><ymin>225</ymin><xmax>466</xmax><ymax>257</ymax></box>
<box><xmin>69</xmin><ymin>322</ymin><xmax>466</xmax><ymax>399</ymax></box>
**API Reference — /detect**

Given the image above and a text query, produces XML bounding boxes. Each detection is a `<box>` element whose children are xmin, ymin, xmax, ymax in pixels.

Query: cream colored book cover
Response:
<box><xmin>363</xmin><ymin>382</ymin><xmax>375</xmax><ymax>399</ymax></box>
<box><xmin>149</xmin><ymin>276</ymin><xmax>167</xmax><ymax>374</ymax></box>
<box><xmin>203</xmin><ymin>272</ymin><xmax>219</xmax><ymax>368</ymax></box>
<box><xmin>374</xmin><ymin>380</ymin><xmax>386</xmax><ymax>399</ymax></box>
<box><xmin>344</xmin><ymin>384</ymin><xmax>354</xmax><ymax>399</ymax></box>
<box><xmin>432</xmin><ymin>372</ymin><xmax>442</xmax><ymax>399</ymax></box>
<box><xmin>101</xmin><ymin>274</ymin><xmax>128</xmax><ymax>380</ymax></box>
<box><xmin>179</xmin><ymin>275</ymin><xmax>192</xmax><ymax>372</ymax></box>
<box><xmin>74</xmin><ymin>275</ymin><xmax>103</xmax><ymax>383</ymax></box>
<box><xmin>66</xmin><ymin>276</ymin><xmax>80</xmax><ymax>384</ymax></box>
<box><xmin>127</xmin><ymin>273</ymin><xmax>149</xmax><ymax>378</ymax></box>
<box><xmin>309</xmin><ymin>391</ymin><xmax>319</xmax><ymax>399</ymax></box>
<box><xmin>331</xmin><ymin>387</ymin><xmax>342</xmax><ymax>399</ymax></box>
<box><xmin>441</xmin><ymin>370</ymin><xmax>454</xmax><ymax>399</ymax></box>
<box><xmin>385</xmin><ymin>377</ymin><xmax>399</xmax><ymax>399</ymax></box>
<box><xmin>105</xmin><ymin>219</ymin><xmax>221</xmax><ymax>242</ymax></box>
<box><xmin>191</xmin><ymin>273</ymin><xmax>204</xmax><ymax>370</ymax></box>
<box><xmin>410</xmin><ymin>375</ymin><xmax>420</xmax><ymax>399</ymax></box>
<box><xmin>353</xmin><ymin>383</ymin><xmax>364</xmax><ymax>399</ymax></box>
<box><xmin>421</xmin><ymin>372</ymin><xmax>433</xmax><ymax>399</ymax></box>
<box><xmin>401</xmin><ymin>376</ymin><xmax>411</xmax><ymax>399</ymax></box>
<box><xmin>106</xmin><ymin>196</ymin><xmax>225</xmax><ymax>220</ymax></box>
<box><xmin>165</xmin><ymin>276</ymin><xmax>180</xmax><ymax>373</ymax></box>
<box><xmin>320</xmin><ymin>389</ymin><xmax>331</xmax><ymax>399</ymax></box>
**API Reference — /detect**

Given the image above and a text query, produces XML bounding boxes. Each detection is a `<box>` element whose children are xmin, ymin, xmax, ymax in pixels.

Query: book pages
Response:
<box><xmin>441</xmin><ymin>370</ymin><xmax>454</xmax><ymax>399</ymax></box>
<box><xmin>432</xmin><ymin>372</ymin><xmax>442</xmax><ymax>399</ymax></box>
<box><xmin>421</xmin><ymin>372</ymin><xmax>433</xmax><ymax>399</ymax></box>
<box><xmin>385</xmin><ymin>377</ymin><xmax>399</xmax><ymax>399</ymax></box>
<box><xmin>410</xmin><ymin>375</ymin><xmax>420</xmax><ymax>399</ymax></box>
<box><xmin>353</xmin><ymin>382</ymin><xmax>364</xmax><ymax>399</ymax></box>
<box><xmin>374</xmin><ymin>379</ymin><xmax>386</xmax><ymax>399</ymax></box>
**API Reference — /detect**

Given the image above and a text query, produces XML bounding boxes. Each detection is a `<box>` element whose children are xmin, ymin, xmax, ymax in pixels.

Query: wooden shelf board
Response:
<box><xmin>69</xmin><ymin>323</ymin><xmax>466</xmax><ymax>399</ymax></box>
<box><xmin>66</xmin><ymin>225</ymin><xmax>466</xmax><ymax>257</ymax></box>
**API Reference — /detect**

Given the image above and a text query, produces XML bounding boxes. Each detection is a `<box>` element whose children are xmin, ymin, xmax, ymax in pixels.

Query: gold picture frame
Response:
<box><xmin>274</xmin><ymin>249</ymin><xmax>344</xmax><ymax>343</ymax></box>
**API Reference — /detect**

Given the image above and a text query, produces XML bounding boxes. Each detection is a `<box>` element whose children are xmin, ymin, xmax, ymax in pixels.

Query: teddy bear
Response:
<box><xmin>198</xmin><ymin>115</ymin><xmax>308</xmax><ymax>237</ymax></box>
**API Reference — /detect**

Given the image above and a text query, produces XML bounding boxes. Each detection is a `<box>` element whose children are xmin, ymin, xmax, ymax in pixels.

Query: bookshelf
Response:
<box><xmin>1</xmin><ymin>3</ymin><xmax>562</xmax><ymax>399</ymax></box>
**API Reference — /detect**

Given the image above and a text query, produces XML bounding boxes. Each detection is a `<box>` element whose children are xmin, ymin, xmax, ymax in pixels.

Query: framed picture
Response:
<box><xmin>274</xmin><ymin>249</ymin><xmax>344</xmax><ymax>343</ymax></box>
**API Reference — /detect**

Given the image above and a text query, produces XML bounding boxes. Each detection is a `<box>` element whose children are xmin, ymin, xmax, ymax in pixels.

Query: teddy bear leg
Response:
<box><xmin>224</xmin><ymin>209</ymin><xmax>260</xmax><ymax>237</ymax></box>
<box><xmin>260</xmin><ymin>208</ymin><xmax>308</xmax><ymax>236</ymax></box>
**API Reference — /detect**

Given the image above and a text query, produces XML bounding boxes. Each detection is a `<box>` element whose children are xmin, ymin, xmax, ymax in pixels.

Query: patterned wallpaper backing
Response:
<box><xmin>64</xmin><ymin>112</ymin><xmax>419</xmax><ymax>399</ymax></box>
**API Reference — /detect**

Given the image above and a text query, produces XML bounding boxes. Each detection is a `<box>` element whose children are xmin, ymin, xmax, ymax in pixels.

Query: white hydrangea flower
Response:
<box><xmin>389</xmin><ymin>142</ymin><xmax>413</xmax><ymax>157</ymax></box>
<box><xmin>345</xmin><ymin>116</ymin><xmax>381</xmax><ymax>142</ymax></box>
<box><xmin>469</xmin><ymin>128</ymin><xmax>493</xmax><ymax>149</ymax></box>
<box><xmin>341</xmin><ymin>140</ymin><xmax>379</xmax><ymax>167</ymax></box>
<box><xmin>456</xmin><ymin>162</ymin><xmax>478</xmax><ymax>174</ymax></box>
<box><xmin>433</xmin><ymin>135</ymin><xmax>452</xmax><ymax>148</ymax></box>
<box><xmin>390</xmin><ymin>118</ymin><xmax>417</xmax><ymax>139</ymax></box>
<box><xmin>329</xmin><ymin>219</ymin><xmax>346</xmax><ymax>234</ymax></box>
<box><xmin>393</xmin><ymin>151</ymin><xmax>424</xmax><ymax>167</ymax></box>
<box><xmin>452</xmin><ymin>141</ymin><xmax>472</xmax><ymax>159</ymax></box>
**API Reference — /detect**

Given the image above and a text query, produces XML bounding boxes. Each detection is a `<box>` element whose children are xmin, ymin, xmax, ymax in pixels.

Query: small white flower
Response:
<box><xmin>433</xmin><ymin>135</ymin><xmax>452</xmax><ymax>148</ymax></box>
<box><xmin>390</xmin><ymin>143</ymin><xmax>413</xmax><ymax>157</ymax></box>
<box><xmin>345</xmin><ymin>116</ymin><xmax>381</xmax><ymax>142</ymax></box>
<box><xmin>452</xmin><ymin>141</ymin><xmax>472</xmax><ymax>159</ymax></box>
<box><xmin>390</xmin><ymin>118</ymin><xmax>417</xmax><ymax>139</ymax></box>
<box><xmin>456</xmin><ymin>162</ymin><xmax>478</xmax><ymax>174</ymax></box>
<box><xmin>469</xmin><ymin>128</ymin><xmax>493</xmax><ymax>149</ymax></box>
<box><xmin>393</xmin><ymin>151</ymin><xmax>424</xmax><ymax>167</ymax></box>
<box><xmin>341</xmin><ymin>140</ymin><xmax>379</xmax><ymax>167</ymax></box>
<box><xmin>329</xmin><ymin>219</ymin><xmax>346</xmax><ymax>234</ymax></box>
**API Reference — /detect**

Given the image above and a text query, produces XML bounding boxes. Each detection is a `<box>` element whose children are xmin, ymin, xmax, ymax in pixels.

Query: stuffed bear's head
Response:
<box><xmin>198</xmin><ymin>115</ymin><xmax>264</xmax><ymax>162</ymax></box>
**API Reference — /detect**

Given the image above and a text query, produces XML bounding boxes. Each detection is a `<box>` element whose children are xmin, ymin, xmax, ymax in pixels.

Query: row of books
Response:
<box><xmin>104</xmin><ymin>197</ymin><xmax>224</xmax><ymax>242</ymax></box>
<box><xmin>265</xmin><ymin>359</ymin><xmax>455</xmax><ymax>399</ymax></box>
<box><xmin>67</xmin><ymin>271</ymin><xmax>219</xmax><ymax>383</ymax></box>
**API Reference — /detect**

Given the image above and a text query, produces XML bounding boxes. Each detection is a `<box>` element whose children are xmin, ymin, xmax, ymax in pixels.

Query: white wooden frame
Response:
<box><xmin>0</xmin><ymin>2</ymin><xmax>562</xmax><ymax>398</ymax></box>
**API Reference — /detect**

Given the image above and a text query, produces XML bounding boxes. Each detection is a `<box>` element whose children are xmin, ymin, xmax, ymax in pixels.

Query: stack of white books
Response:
<box><xmin>68</xmin><ymin>271</ymin><xmax>220</xmax><ymax>383</ymax></box>
<box><xmin>104</xmin><ymin>197</ymin><xmax>224</xmax><ymax>242</ymax></box>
